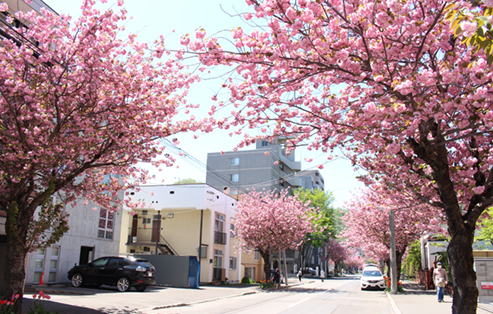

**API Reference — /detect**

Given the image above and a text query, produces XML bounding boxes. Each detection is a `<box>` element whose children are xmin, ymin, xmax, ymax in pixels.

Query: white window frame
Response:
<box><xmin>215</xmin><ymin>213</ymin><xmax>224</xmax><ymax>232</ymax></box>
<box><xmin>48</xmin><ymin>246</ymin><xmax>59</xmax><ymax>283</ymax></box>
<box><xmin>229</xmin><ymin>256</ymin><xmax>237</xmax><ymax>270</ymax></box>
<box><xmin>98</xmin><ymin>208</ymin><xmax>114</xmax><ymax>240</ymax></box>
<box><xmin>254</xmin><ymin>249</ymin><xmax>260</xmax><ymax>261</ymax></box>
<box><xmin>214</xmin><ymin>249</ymin><xmax>223</xmax><ymax>268</ymax></box>
<box><xmin>230</xmin><ymin>174</ymin><xmax>239</xmax><ymax>182</ymax></box>
<box><xmin>33</xmin><ymin>248</ymin><xmax>45</xmax><ymax>284</ymax></box>
<box><xmin>230</xmin><ymin>157</ymin><xmax>239</xmax><ymax>166</ymax></box>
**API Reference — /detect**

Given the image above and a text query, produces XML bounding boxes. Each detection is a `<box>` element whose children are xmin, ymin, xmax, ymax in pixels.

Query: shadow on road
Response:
<box><xmin>401</xmin><ymin>282</ymin><xmax>437</xmax><ymax>295</ymax></box>
<box><xmin>23</xmin><ymin>298</ymin><xmax>147</xmax><ymax>314</ymax></box>
<box><xmin>26</xmin><ymin>284</ymin><xmax>170</xmax><ymax>296</ymax></box>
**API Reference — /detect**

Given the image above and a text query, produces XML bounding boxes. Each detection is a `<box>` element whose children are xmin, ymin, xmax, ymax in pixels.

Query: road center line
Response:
<box><xmin>288</xmin><ymin>297</ymin><xmax>311</xmax><ymax>308</ymax></box>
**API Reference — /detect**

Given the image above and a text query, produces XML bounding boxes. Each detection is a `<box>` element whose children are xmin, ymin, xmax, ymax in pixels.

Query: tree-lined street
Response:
<box><xmin>22</xmin><ymin>276</ymin><xmax>493</xmax><ymax>314</ymax></box>
<box><xmin>1</xmin><ymin>0</ymin><xmax>492</xmax><ymax>313</ymax></box>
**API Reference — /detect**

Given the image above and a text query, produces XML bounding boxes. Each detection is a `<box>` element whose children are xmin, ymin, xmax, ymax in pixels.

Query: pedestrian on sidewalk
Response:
<box><xmin>320</xmin><ymin>269</ymin><xmax>325</xmax><ymax>283</ymax></box>
<box><xmin>273</xmin><ymin>268</ymin><xmax>281</xmax><ymax>291</ymax></box>
<box><xmin>297</xmin><ymin>269</ymin><xmax>303</xmax><ymax>282</ymax></box>
<box><xmin>433</xmin><ymin>262</ymin><xmax>448</xmax><ymax>302</ymax></box>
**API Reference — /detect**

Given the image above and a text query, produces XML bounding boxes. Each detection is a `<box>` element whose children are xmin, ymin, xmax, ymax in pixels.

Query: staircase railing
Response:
<box><xmin>160</xmin><ymin>234</ymin><xmax>179</xmax><ymax>256</ymax></box>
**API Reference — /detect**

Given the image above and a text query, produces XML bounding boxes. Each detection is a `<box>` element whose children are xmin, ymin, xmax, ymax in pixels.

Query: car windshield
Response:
<box><xmin>363</xmin><ymin>270</ymin><xmax>382</xmax><ymax>277</ymax></box>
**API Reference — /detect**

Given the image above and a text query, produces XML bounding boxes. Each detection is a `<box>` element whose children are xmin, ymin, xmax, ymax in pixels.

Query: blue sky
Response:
<box><xmin>43</xmin><ymin>0</ymin><xmax>365</xmax><ymax>207</ymax></box>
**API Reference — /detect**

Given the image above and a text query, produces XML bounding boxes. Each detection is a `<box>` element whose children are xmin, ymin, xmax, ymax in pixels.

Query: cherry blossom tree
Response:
<box><xmin>0</xmin><ymin>1</ymin><xmax>201</xmax><ymax>312</ymax></box>
<box><xmin>341</xmin><ymin>187</ymin><xmax>445</xmax><ymax>279</ymax></box>
<box><xmin>325</xmin><ymin>239</ymin><xmax>347</xmax><ymax>275</ymax></box>
<box><xmin>344</xmin><ymin>249</ymin><xmax>365</xmax><ymax>273</ymax></box>
<box><xmin>182</xmin><ymin>0</ymin><xmax>493</xmax><ymax>311</ymax></box>
<box><xmin>445</xmin><ymin>0</ymin><xmax>493</xmax><ymax>63</ymax></box>
<box><xmin>234</xmin><ymin>189</ymin><xmax>318</xmax><ymax>280</ymax></box>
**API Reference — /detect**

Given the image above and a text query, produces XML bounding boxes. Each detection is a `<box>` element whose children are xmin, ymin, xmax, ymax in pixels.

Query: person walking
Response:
<box><xmin>433</xmin><ymin>262</ymin><xmax>448</xmax><ymax>302</ymax></box>
<box><xmin>320</xmin><ymin>269</ymin><xmax>326</xmax><ymax>283</ymax></box>
<box><xmin>273</xmin><ymin>268</ymin><xmax>281</xmax><ymax>291</ymax></box>
<box><xmin>297</xmin><ymin>269</ymin><xmax>303</xmax><ymax>282</ymax></box>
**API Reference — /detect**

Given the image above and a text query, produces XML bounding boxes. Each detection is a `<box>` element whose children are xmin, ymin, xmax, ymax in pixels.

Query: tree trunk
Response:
<box><xmin>448</xmin><ymin>229</ymin><xmax>478</xmax><ymax>314</ymax></box>
<box><xmin>260</xmin><ymin>250</ymin><xmax>271</xmax><ymax>281</ymax></box>
<box><xmin>396</xmin><ymin>249</ymin><xmax>406</xmax><ymax>283</ymax></box>
<box><xmin>4</xmin><ymin>202</ymin><xmax>31</xmax><ymax>314</ymax></box>
<box><xmin>385</xmin><ymin>258</ymin><xmax>390</xmax><ymax>278</ymax></box>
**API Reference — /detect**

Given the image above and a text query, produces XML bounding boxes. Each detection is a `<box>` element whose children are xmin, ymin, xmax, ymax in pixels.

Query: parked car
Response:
<box><xmin>68</xmin><ymin>256</ymin><xmax>156</xmax><ymax>292</ymax></box>
<box><xmin>302</xmin><ymin>267</ymin><xmax>317</xmax><ymax>276</ymax></box>
<box><xmin>360</xmin><ymin>269</ymin><xmax>386</xmax><ymax>290</ymax></box>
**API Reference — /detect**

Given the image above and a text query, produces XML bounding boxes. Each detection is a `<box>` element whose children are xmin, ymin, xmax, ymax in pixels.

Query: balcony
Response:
<box><xmin>214</xmin><ymin>231</ymin><xmax>227</xmax><ymax>245</ymax></box>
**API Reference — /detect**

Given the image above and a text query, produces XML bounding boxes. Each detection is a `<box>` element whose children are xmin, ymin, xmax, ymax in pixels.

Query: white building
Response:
<box><xmin>24</xmin><ymin>194</ymin><xmax>124</xmax><ymax>285</ymax></box>
<box><xmin>120</xmin><ymin>184</ymin><xmax>241</xmax><ymax>284</ymax></box>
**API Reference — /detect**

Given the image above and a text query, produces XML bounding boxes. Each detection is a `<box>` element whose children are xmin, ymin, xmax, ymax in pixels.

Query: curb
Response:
<box><xmin>386</xmin><ymin>292</ymin><xmax>402</xmax><ymax>314</ymax></box>
<box><xmin>152</xmin><ymin>290</ymin><xmax>259</xmax><ymax>310</ymax></box>
<box><xmin>25</xmin><ymin>285</ymin><xmax>94</xmax><ymax>296</ymax></box>
<box><xmin>152</xmin><ymin>281</ymin><xmax>305</xmax><ymax>310</ymax></box>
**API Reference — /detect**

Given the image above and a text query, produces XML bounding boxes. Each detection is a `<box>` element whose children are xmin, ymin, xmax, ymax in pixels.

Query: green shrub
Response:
<box><xmin>259</xmin><ymin>280</ymin><xmax>275</xmax><ymax>289</ymax></box>
<box><xmin>241</xmin><ymin>277</ymin><xmax>256</xmax><ymax>284</ymax></box>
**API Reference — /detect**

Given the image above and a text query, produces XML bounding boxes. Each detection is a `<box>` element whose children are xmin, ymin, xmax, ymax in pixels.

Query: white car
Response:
<box><xmin>360</xmin><ymin>269</ymin><xmax>386</xmax><ymax>290</ymax></box>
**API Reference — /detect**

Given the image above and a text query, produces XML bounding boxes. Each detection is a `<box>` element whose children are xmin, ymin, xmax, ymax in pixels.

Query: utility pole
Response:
<box><xmin>389</xmin><ymin>209</ymin><xmax>398</xmax><ymax>294</ymax></box>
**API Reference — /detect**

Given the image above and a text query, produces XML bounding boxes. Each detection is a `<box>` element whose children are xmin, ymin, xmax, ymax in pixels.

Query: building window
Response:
<box><xmin>261</xmin><ymin>141</ymin><xmax>269</xmax><ymax>147</ymax></box>
<box><xmin>142</xmin><ymin>217</ymin><xmax>151</xmax><ymax>224</ymax></box>
<box><xmin>98</xmin><ymin>208</ymin><xmax>114</xmax><ymax>240</ymax></box>
<box><xmin>214</xmin><ymin>249</ymin><xmax>223</xmax><ymax>268</ymax></box>
<box><xmin>279</xmin><ymin>163</ymin><xmax>285</xmax><ymax>172</ymax></box>
<box><xmin>230</xmin><ymin>223</ymin><xmax>236</xmax><ymax>237</ymax></box>
<box><xmin>254</xmin><ymin>249</ymin><xmax>260</xmax><ymax>261</ymax></box>
<box><xmin>230</xmin><ymin>187</ymin><xmax>238</xmax><ymax>195</ymax></box>
<box><xmin>230</xmin><ymin>257</ymin><xmax>237</xmax><ymax>270</ymax></box>
<box><xmin>279</xmin><ymin>179</ymin><xmax>285</xmax><ymax>188</ymax></box>
<box><xmin>229</xmin><ymin>174</ymin><xmax>239</xmax><ymax>182</ymax></box>
<box><xmin>48</xmin><ymin>246</ymin><xmax>59</xmax><ymax>283</ymax></box>
<box><xmin>230</xmin><ymin>158</ymin><xmax>239</xmax><ymax>166</ymax></box>
<box><xmin>33</xmin><ymin>248</ymin><xmax>45</xmax><ymax>284</ymax></box>
<box><xmin>215</xmin><ymin>213</ymin><xmax>224</xmax><ymax>232</ymax></box>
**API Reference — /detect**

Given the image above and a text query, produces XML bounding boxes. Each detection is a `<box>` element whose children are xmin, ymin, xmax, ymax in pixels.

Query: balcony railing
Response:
<box><xmin>128</xmin><ymin>227</ymin><xmax>159</xmax><ymax>243</ymax></box>
<box><xmin>214</xmin><ymin>231</ymin><xmax>227</xmax><ymax>245</ymax></box>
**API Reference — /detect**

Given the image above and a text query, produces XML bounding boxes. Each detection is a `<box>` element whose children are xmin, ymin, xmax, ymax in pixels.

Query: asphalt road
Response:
<box><xmin>21</xmin><ymin>276</ymin><xmax>393</xmax><ymax>314</ymax></box>
<box><xmin>156</xmin><ymin>277</ymin><xmax>392</xmax><ymax>314</ymax></box>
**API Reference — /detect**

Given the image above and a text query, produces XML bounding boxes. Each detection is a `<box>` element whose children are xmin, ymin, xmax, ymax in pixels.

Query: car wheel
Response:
<box><xmin>71</xmin><ymin>273</ymin><xmax>84</xmax><ymax>288</ymax></box>
<box><xmin>135</xmin><ymin>285</ymin><xmax>147</xmax><ymax>292</ymax></box>
<box><xmin>117</xmin><ymin>277</ymin><xmax>131</xmax><ymax>292</ymax></box>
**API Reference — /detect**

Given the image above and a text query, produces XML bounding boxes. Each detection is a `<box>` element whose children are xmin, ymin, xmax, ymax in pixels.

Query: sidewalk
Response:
<box><xmin>387</xmin><ymin>280</ymin><xmax>493</xmax><ymax>314</ymax></box>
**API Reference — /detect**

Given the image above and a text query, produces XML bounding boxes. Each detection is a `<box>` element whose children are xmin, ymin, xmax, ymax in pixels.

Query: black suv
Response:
<box><xmin>68</xmin><ymin>256</ymin><xmax>156</xmax><ymax>292</ymax></box>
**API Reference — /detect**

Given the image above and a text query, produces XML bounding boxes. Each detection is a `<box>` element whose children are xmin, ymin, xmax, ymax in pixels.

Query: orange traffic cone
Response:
<box><xmin>39</xmin><ymin>272</ymin><xmax>44</xmax><ymax>285</ymax></box>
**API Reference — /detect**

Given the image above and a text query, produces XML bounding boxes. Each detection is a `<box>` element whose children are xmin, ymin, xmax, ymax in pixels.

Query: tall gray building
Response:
<box><xmin>206</xmin><ymin>138</ymin><xmax>324</xmax><ymax>195</ymax></box>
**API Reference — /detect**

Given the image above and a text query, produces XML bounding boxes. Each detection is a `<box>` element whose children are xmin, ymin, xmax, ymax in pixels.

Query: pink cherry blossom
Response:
<box><xmin>187</xmin><ymin>0</ymin><xmax>493</xmax><ymax>308</ymax></box>
<box><xmin>180</xmin><ymin>36</ymin><xmax>190</xmax><ymax>46</ymax></box>
<box><xmin>235</xmin><ymin>189</ymin><xmax>317</xmax><ymax>279</ymax></box>
<box><xmin>1</xmin><ymin>1</ymin><xmax>206</xmax><ymax>309</ymax></box>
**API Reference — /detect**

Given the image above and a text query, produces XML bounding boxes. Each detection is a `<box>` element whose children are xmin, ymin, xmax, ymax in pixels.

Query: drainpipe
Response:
<box><xmin>198</xmin><ymin>210</ymin><xmax>204</xmax><ymax>275</ymax></box>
